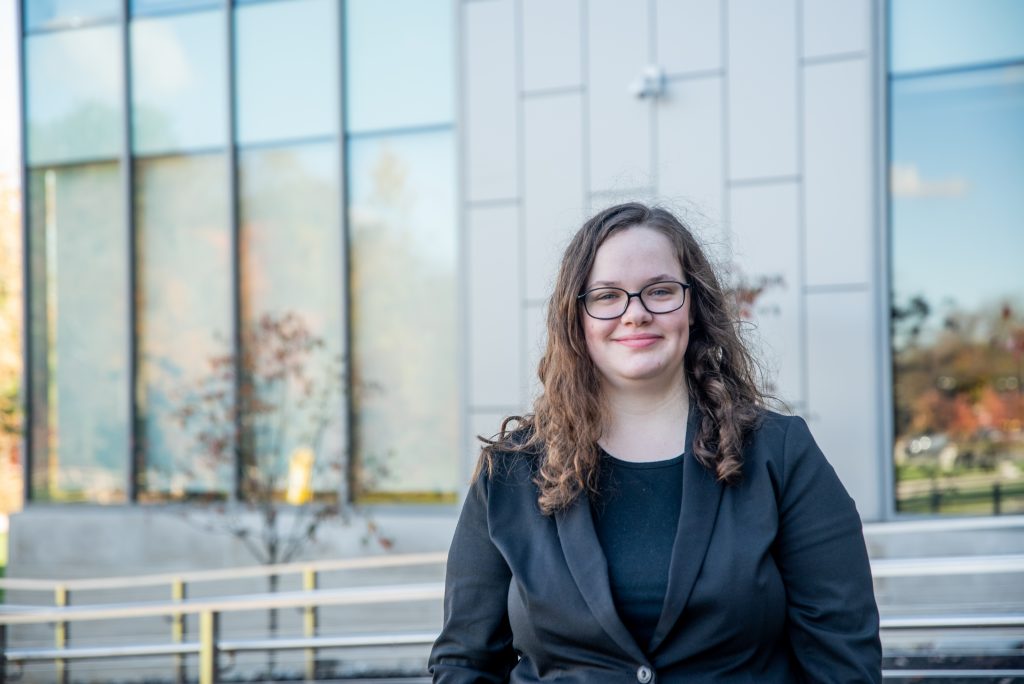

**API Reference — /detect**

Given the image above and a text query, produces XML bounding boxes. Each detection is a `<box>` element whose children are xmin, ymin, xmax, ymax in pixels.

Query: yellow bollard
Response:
<box><xmin>286</xmin><ymin>448</ymin><xmax>315</xmax><ymax>505</ymax></box>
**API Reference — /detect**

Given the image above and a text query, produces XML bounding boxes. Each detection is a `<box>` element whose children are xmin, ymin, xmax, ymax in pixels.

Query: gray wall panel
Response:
<box><xmin>802</xmin><ymin>0</ymin><xmax>870</xmax><ymax>59</ymax></box>
<box><xmin>522</xmin><ymin>0</ymin><xmax>583</xmax><ymax>92</ymax></box>
<box><xmin>467</xmin><ymin>204</ymin><xmax>523</xmax><ymax>408</ymax></box>
<box><xmin>464</xmin><ymin>0</ymin><xmax>519</xmax><ymax>201</ymax></box>
<box><xmin>523</xmin><ymin>92</ymin><xmax>586</xmax><ymax>301</ymax></box>
<box><xmin>726</xmin><ymin>0</ymin><xmax>798</xmax><ymax>180</ymax></box>
<box><xmin>803</xmin><ymin>59</ymin><xmax>871</xmax><ymax>286</ymax></box>
<box><xmin>587</xmin><ymin>0</ymin><xmax>652</xmax><ymax>192</ymax></box>
<box><xmin>657</xmin><ymin>0</ymin><xmax>721</xmax><ymax>75</ymax></box>
<box><xmin>807</xmin><ymin>289</ymin><xmax>882</xmax><ymax>520</ymax></box>
<box><xmin>730</xmin><ymin>183</ymin><xmax>804</xmax><ymax>405</ymax></box>
<box><xmin>658</xmin><ymin>76</ymin><xmax>724</xmax><ymax>225</ymax></box>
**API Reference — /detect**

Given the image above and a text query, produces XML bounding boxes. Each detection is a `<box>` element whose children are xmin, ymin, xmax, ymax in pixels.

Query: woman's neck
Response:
<box><xmin>598</xmin><ymin>379</ymin><xmax>690</xmax><ymax>462</ymax></box>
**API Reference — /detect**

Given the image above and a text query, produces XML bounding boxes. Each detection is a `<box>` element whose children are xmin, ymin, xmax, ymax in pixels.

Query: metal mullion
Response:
<box><xmin>120</xmin><ymin>0</ymin><xmax>141</xmax><ymax>503</ymax></box>
<box><xmin>339</xmin><ymin>0</ymin><xmax>354</xmax><ymax>505</ymax></box>
<box><xmin>226</xmin><ymin>0</ymin><xmax>242</xmax><ymax>503</ymax></box>
<box><xmin>16</xmin><ymin>0</ymin><xmax>31</xmax><ymax>504</ymax></box>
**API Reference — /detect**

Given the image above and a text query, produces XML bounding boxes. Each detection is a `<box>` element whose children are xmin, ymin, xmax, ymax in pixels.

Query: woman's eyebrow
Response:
<box><xmin>588</xmin><ymin>274</ymin><xmax>678</xmax><ymax>288</ymax></box>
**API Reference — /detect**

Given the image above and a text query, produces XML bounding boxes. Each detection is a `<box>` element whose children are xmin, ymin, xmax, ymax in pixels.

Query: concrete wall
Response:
<box><xmin>461</xmin><ymin>0</ymin><xmax>885</xmax><ymax>519</ymax></box>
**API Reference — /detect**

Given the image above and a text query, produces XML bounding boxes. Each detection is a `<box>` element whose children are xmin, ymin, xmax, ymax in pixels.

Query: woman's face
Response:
<box><xmin>581</xmin><ymin>226</ymin><xmax>692</xmax><ymax>393</ymax></box>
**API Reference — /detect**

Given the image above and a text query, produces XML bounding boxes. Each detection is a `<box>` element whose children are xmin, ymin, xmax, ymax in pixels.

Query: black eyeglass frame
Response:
<box><xmin>576</xmin><ymin>280</ymin><xmax>692</xmax><ymax>320</ymax></box>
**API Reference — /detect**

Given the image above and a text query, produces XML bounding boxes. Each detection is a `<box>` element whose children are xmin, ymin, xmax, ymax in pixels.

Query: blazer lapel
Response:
<box><xmin>647</xmin><ymin>407</ymin><xmax>725</xmax><ymax>653</ymax></box>
<box><xmin>555</xmin><ymin>496</ymin><xmax>646</xmax><ymax>662</ymax></box>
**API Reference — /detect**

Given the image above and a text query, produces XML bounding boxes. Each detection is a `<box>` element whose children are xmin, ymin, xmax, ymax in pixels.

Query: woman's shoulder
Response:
<box><xmin>476</xmin><ymin>425</ymin><xmax>542</xmax><ymax>488</ymax></box>
<box><xmin>745</xmin><ymin>408</ymin><xmax>818</xmax><ymax>458</ymax></box>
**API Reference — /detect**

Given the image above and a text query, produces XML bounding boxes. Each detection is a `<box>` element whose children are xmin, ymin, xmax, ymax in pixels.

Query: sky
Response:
<box><xmin>0</xmin><ymin>0</ymin><xmax>19</xmax><ymax>179</ymax></box>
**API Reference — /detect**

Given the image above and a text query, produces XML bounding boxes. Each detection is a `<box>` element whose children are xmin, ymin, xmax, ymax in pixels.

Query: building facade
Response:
<box><xmin>8</xmin><ymin>0</ymin><xmax>1024</xmax><ymax>579</ymax></box>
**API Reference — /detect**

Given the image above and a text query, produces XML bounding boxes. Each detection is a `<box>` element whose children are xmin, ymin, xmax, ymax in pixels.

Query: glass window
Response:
<box><xmin>135</xmin><ymin>153</ymin><xmax>233</xmax><ymax>501</ymax></box>
<box><xmin>27</xmin><ymin>162</ymin><xmax>129</xmax><ymax>504</ymax></box>
<box><xmin>890</xmin><ymin>64</ymin><xmax>1024</xmax><ymax>515</ymax></box>
<box><xmin>890</xmin><ymin>0</ymin><xmax>1024</xmax><ymax>75</ymax></box>
<box><xmin>25</xmin><ymin>25</ymin><xmax>123</xmax><ymax>166</ymax></box>
<box><xmin>25</xmin><ymin>0</ymin><xmax>120</xmax><ymax>32</ymax></box>
<box><xmin>344</xmin><ymin>0</ymin><xmax>453</xmax><ymax>134</ymax></box>
<box><xmin>130</xmin><ymin>10</ymin><xmax>227</xmax><ymax>155</ymax></box>
<box><xmin>234</xmin><ymin>0</ymin><xmax>339</xmax><ymax>145</ymax></box>
<box><xmin>238</xmin><ymin>142</ymin><xmax>343</xmax><ymax>496</ymax></box>
<box><xmin>347</xmin><ymin>130</ymin><xmax>458</xmax><ymax>502</ymax></box>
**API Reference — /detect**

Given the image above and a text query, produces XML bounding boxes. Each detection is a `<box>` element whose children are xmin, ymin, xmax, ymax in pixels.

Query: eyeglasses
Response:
<box><xmin>577</xmin><ymin>280</ymin><xmax>691</xmax><ymax>320</ymax></box>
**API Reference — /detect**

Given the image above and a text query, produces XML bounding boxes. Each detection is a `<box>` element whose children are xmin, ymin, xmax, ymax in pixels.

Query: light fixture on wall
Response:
<box><xmin>629</xmin><ymin>64</ymin><xmax>665</xmax><ymax>99</ymax></box>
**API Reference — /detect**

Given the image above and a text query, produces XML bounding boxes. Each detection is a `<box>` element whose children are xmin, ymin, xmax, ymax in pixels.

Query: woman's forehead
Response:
<box><xmin>588</xmin><ymin>227</ymin><xmax>684</xmax><ymax>282</ymax></box>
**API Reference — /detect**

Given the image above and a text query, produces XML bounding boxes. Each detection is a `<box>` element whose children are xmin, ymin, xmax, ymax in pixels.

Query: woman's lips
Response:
<box><xmin>615</xmin><ymin>335</ymin><xmax>660</xmax><ymax>348</ymax></box>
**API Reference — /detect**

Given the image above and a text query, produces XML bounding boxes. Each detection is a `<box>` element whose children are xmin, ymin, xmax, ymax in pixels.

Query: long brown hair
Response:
<box><xmin>478</xmin><ymin>203</ymin><xmax>768</xmax><ymax>514</ymax></box>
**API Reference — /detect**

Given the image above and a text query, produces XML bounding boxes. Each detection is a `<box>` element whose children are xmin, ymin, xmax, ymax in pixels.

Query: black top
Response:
<box><xmin>591</xmin><ymin>451</ymin><xmax>685</xmax><ymax>652</ymax></box>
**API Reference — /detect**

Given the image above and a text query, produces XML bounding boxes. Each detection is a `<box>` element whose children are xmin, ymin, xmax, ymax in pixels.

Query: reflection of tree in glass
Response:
<box><xmin>0</xmin><ymin>179</ymin><xmax>23</xmax><ymax>515</ymax></box>
<box><xmin>893</xmin><ymin>293</ymin><xmax>1024</xmax><ymax>510</ymax></box>
<box><xmin>172</xmin><ymin>311</ymin><xmax>389</xmax><ymax>558</ymax></box>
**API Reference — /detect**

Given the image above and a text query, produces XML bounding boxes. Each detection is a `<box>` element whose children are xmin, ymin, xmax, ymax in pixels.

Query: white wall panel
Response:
<box><xmin>657</xmin><ymin>0</ymin><xmax>721</xmax><ymax>75</ymax></box>
<box><xmin>658</xmin><ymin>76</ymin><xmax>724</xmax><ymax>225</ymax></box>
<box><xmin>588</xmin><ymin>0</ymin><xmax>652</xmax><ymax>192</ymax></box>
<box><xmin>803</xmin><ymin>59</ymin><xmax>871</xmax><ymax>286</ymax></box>
<box><xmin>464</xmin><ymin>0</ymin><xmax>519</xmax><ymax>201</ymax></box>
<box><xmin>468</xmin><ymin>204</ymin><xmax>522</xmax><ymax>407</ymax></box>
<box><xmin>524</xmin><ymin>93</ymin><xmax>586</xmax><ymax>300</ymax></box>
<box><xmin>802</xmin><ymin>0</ymin><xmax>870</xmax><ymax>59</ymax></box>
<box><xmin>806</xmin><ymin>290</ymin><xmax>881</xmax><ymax>521</ymax></box>
<box><xmin>729</xmin><ymin>183</ymin><xmax>803</xmax><ymax>405</ymax></box>
<box><xmin>525</xmin><ymin>301</ymin><xmax>547</xmax><ymax>403</ymax></box>
<box><xmin>522</xmin><ymin>0</ymin><xmax>582</xmax><ymax>92</ymax></box>
<box><xmin>726</xmin><ymin>0</ymin><xmax>798</xmax><ymax>180</ymax></box>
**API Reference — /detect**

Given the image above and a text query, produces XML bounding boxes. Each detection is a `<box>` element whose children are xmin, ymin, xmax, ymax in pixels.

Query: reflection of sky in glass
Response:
<box><xmin>891</xmin><ymin>65</ymin><xmax>1024</xmax><ymax>342</ymax></box>
<box><xmin>345</xmin><ymin>0</ymin><xmax>453</xmax><ymax>133</ymax></box>
<box><xmin>25</xmin><ymin>0</ymin><xmax>120</xmax><ymax>32</ymax></box>
<box><xmin>131</xmin><ymin>10</ymin><xmax>227</xmax><ymax>155</ymax></box>
<box><xmin>890</xmin><ymin>0</ymin><xmax>1024</xmax><ymax>74</ymax></box>
<box><xmin>26</xmin><ymin>25</ymin><xmax>123</xmax><ymax>165</ymax></box>
<box><xmin>235</xmin><ymin>0</ymin><xmax>339</xmax><ymax>145</ymax></box>
<box><xmin>348</xmin><ymin>131</ymin><xmax>457</xmax><ymax>269</ymax></box>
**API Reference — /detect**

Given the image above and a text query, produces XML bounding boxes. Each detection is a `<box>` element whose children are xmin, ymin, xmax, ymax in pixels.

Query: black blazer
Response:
<box><xmin>429</xmin><ymin>410</ymin><xmax>881</xmax><ymax>683</ymax></box>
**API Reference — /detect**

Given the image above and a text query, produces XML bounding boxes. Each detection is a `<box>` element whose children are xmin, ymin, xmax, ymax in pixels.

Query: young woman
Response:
<box><xmin>429</xmin><ymin>203</ymin><xmax>881</xmax><ymax>683</ymax></box>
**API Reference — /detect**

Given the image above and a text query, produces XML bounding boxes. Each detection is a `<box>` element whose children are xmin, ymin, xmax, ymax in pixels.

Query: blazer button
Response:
<box><xmin>636</xmin><ymin>665</ymin><xmax>653</xmax><ymax>683</ymax></box>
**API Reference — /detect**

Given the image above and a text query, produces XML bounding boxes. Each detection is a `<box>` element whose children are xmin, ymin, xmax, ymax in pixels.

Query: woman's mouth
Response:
<box><xmin>615</xmin><ymin>335</ymin><xmax>660</xmax><ymax>348</ymax></box>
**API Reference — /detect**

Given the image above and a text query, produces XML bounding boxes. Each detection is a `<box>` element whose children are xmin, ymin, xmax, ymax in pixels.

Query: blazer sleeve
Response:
<box><xmin>773</xmin><ymin>417</ymin><xmax>882</xmax><ymax>684</ymax></box>
<box><xmin>429</xmin><ymin>467</ymin><xmax>516</xmax><ymax>683</ymax></box>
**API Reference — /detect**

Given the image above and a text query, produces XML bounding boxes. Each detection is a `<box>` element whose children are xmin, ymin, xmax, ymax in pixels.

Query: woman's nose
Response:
<box><xmin>620</xmin><ymin>294</ymin><xmax>653</xmax><ymax>324</ymax></box>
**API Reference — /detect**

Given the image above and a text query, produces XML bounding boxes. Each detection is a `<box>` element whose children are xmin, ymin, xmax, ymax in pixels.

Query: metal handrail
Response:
<box><xmin>0</xmin><ymin>551</ymin><xmax>448</xmax><ymax>592</ymax></box>
<box><xmin>870</xmin><ymin>553</ymin><xmax>1024</xmax><ymax>577</ymax></box>
<box><xmin>0</xmin><ymin>582</ymin><xmax>446</xmax><ymax>625</ymax></box>
<box><xmin>3</xmin><ymin>631</ymin><xmax>439</xmax><ymax>662</ymax></box>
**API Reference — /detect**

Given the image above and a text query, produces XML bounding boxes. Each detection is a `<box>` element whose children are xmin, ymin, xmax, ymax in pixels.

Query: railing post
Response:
<box><xmin>303</xmin><ymin>568</ymin><xmax>318</xmax><ymax>681</ymax></box>
<box><xmin>54</xmin><ymin>584</ymin><xmax>69</xmax><ymax>684</ymax></box>
<box><xmin>994</xmin><ymin>482</ymin><xmax>1002</xmax><ymax>515</ymax></box>
<box><xmin>172</xmin><ymin>578</ymin><xmax>187</xmax><ymax>684</ymax></box>
<box><xmin>199</xmin><ymin>610</ymin><xmax>219</xmax><ymax>684</ymax></box>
